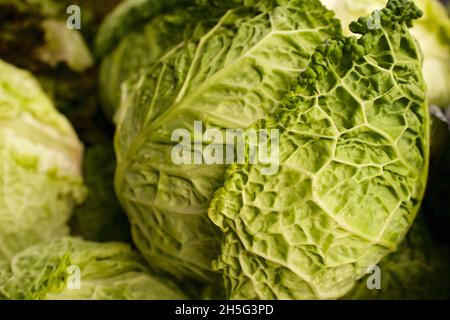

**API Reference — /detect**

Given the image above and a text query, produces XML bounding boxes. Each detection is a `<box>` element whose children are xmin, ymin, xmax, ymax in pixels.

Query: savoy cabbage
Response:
<box><xmin>0</xmin><ymin>59</ymin><xmax>85</xmax><ymax>262</ymax></box>
<box><xmin>0</xmin><ymin>237</ymin><xmax>187</xmax><ymax>300</ymax></box>
<box><xmin>112</xmin><ymin>0</ymin><xmax>341</xmax><ymax>285</ymax></box>
<box><xmin>208</xmin><ymin>0</ymin><xmax>429</xmax><ymax>299</ymax></box>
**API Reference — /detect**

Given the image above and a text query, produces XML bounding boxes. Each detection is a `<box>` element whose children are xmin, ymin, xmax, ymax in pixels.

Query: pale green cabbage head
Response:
<box><xmin>111</xmin><ymin>0</ymin><xmax>341</xmax><ymax>285</ymax></box>
<box><xmin>0</xmin><ymin>237</ymin><xmax>188</xmax><ymax>300</ymax></box>
<box><xmin>209</xmin><ymin>0</ymin><xmax>429</xmax><ymax>299</ymax></box>
<box><xmin>0</xmin><ymin>59</ymin><xmax>85</xmax><ymax>261</ymax></box>
<box><xmin>320</xmin><ymin>0</ymin><xmax>450</xmax><ymax>108</ymax></box>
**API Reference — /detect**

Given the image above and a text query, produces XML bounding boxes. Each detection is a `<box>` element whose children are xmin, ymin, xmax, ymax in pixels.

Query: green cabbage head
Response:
<box><xmin>209</xmin><ymin>0</ymin><xmax>429</xmax><ymax>299</ymax></box>
<box><xmin>0</xmin><ymin>60</ymin><xmax>85</xmax><ymax>261</ymax></box>
<box><xmin>112</xmin><ymin>0</ymin><xmax>341</xmax><ymax>285</ymax></box>
<box><xmin>0</xmin><ymin>237</ymin><xmax>188</xmax><ymax>300</ymax></box>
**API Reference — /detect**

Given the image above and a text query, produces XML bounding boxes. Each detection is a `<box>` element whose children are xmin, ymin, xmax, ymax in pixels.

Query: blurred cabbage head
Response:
<box><xmin>0</xmin><ymin>59</ymin><xmax>85</xmax><ymax>261</ymax></box>
<box><xmin>0</xmin><ymin>237</ymin><xmax>188</xmax><ymax>300</ymax></box>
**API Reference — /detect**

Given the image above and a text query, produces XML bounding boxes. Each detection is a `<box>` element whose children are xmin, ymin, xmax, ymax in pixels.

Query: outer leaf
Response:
<box><xmin>0</xmin><ymin>237</ymin><xmax>188</xmax><ymax>300</ymax></box>
<box><xmin>0</xmin><ymin>60</ymin><xmax>85</xmax><ymax>261</ymax></box>
<box><xmin>208</xmin><ymin>0</ymin><xmax>429</xmax><ymax>299</ymax></box>
<box><xmin>115</xmin><ymin>0</ymin><xmax>341</xmax><ymax>284</ymax></box>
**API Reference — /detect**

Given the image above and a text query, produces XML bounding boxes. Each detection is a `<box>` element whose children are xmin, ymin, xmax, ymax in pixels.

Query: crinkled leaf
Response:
<box><xmin>208</xmin><ymin>0</ymin><xmax>429</xmax><ymax>299</ymax></box>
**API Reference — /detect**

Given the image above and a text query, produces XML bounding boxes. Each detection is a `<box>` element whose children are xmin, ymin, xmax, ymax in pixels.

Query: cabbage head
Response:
<box><xmin>320</xmin><ymin>0</ymin><xmax>450</xmax><ymax>109</ymax></box>
<box><xmin>208</xmin><ymin>0</ymin><xmax>429</xmax><ymax>299</ymax></box>
<box><xmin>0</xmin><ymin>60</ymin><xmax>85</xmax><ymax>261</ymax></box>
<box><xmin>0</xmin><ymin>237</ymin><xmax>187</xmax><ymax>300</ymax></box>
<box><xmin>113</xmin><ymin>0</ymin><xmax>341</xmax><ymax>284</ymax></box>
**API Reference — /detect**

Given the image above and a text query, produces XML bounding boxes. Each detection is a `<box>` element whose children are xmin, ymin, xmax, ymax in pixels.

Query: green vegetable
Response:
<box><xmin>320</xmin><ymin>0</ymin><xmax>450</xmax><ymax>109</ymax></box>
<box><xmin>113</xmin><ymin>0</ymin><xmax>341</xmax><ymax>285</ymax></box>
<box><xmin>70</xmin><ymin>144</ymin><xmax>131</xmax><ymax>243</ymax></box>
<box><xmin>0</xmin><ymin>60</ymin><xmax>85</xmax><ymax>261</ymax></box>
<box><xmin>0</xmin><ymin>237</ymin><xmax>188</xmax><ymax>300</ymax></box>
<box><xmin>208</xmin><ymin>0</ymin><xmax>429</xmax><ymax>299</ymax></box>
<box><xmin>1</xmin><ymin>0</ymin><xmax>445</xmax><ymax>301</ymax></box>
<box><xmin>343</xmin><ymin>215</ymin><xmax>450</xmax><ymax>299</ymax></box>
